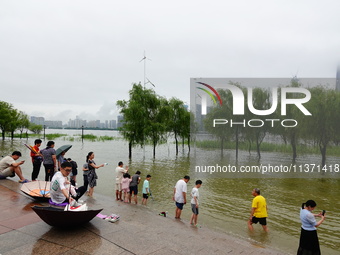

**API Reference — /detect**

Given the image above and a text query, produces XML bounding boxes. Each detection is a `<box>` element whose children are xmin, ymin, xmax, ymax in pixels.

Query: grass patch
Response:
<box><xmin>195</xmin><ymin>140</ymin><xmax>340</xmax><ymax>156</ymax></box>
<box><xmin>46</xmin><ymin>133</ymin><xmax>67</xmax><ymax>140</ymax></box>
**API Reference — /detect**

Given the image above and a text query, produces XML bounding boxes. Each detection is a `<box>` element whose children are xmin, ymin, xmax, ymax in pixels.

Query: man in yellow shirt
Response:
<box><xmin>248</xmin><ymin>188</ymin><xmax>268</xmax><ymax>232</ymax></box>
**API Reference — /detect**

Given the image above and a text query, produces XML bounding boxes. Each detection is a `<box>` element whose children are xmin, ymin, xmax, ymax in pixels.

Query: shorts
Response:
<box><xmin>251</xmin><ymin>216</ymin><xmax>267</xmax><ymax>225</ymax></box>
<box><xmin>191</xmin><ymin>204</ymin><xmax>199</xmax><ymax>215</ymax></box>
<box><xmin>175</xmin><ymin>202</ymin><xmax>184</xmax><ymax>210</ymax></box>
<box><xmin>129</xmin><ymin>185</ymin><xmax>138</xmax><ymax>195</ymax></box>
<box><xmin>72</xmin><ymin>169</ymin><xmax>78</xmax><ymax>176</ymax></box>
<box><xmin>143</xmin><ymin>193</ymin><xmax>149</xmax><ymax>199</ymax></box>
<box><xmin>115</xmin><ymin>183</ymin><xmax>122</xmax><ymax>191</ymax></box>
<box><xmin>122</xmin><ymin>188</ymin><xmax>130</xmax><ymax>193</ymax></box>
<box><xmin>0</xmin><ymin>167</ymin><xmax>15</xmax><ymax>178</ymax></box>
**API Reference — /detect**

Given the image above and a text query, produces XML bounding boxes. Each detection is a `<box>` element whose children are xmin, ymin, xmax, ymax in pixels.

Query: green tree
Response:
<box><xmin>0</xmin><ymin>101</ymin><xmax>14</xmax><ymax>140</ymax></box>
<box><xmin>272</xmin><ymin>78</ymin><xmax>306</xmax><ymax>162</ymax></box>
<box><xmin>168</xmin><ymin>98</ymin><xmax>190</xmax><ymax>155</ymax></box>
<box><xmin>302</xmin><ymin>87</ymin><xmax>340</xmax><ymax>166</ymax></box>
<box><xmin>29</xmin><ymin>123</ymin><xmax>43</xmax><ymax>134</ymax></box>
<box><xmin>243</xmin><ymin>87</ymin><xmax>273</xmax><ymax>158</ymax></box>
<box><xmin>181</xmin><ymin>110</ymin><xmax>192</xmax><ymax>153</ymax></box>
<box><xmin>117</xmin><ymin>83</ymin><xmax>148</xmax><ymax>158</ymax></box>
<box><xmin>17</xmin><ymin>111</ymin><xmax>30</xmax><ymax>139</ymax></box>
<box><xmin>203</xmin><ymin>89</ymin><xmax>233</xmax><ymax>157</ymax></box>
<box><xmin>7</xmin><ymin>108</ymin><xmax>20</xmax><ymax>139</ymax></box>
<box><xmin>145</xmin><ymin>96</ymin><xmax>170</xmax><ymax>157</ymax></box>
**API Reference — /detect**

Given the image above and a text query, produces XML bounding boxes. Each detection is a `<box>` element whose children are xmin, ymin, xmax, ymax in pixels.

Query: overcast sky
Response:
<box><xmin>1</xmin><ymin>0</ymin><xmax>340</xmax><ymax>123</ymax></box>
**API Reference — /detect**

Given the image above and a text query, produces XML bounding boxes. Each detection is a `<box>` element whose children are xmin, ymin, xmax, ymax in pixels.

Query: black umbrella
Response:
<box><xmin>55</xmin><ymin>144</ymin><xmax>72</xmax><ymax>157</ymax></box>
<box><xmin>31</xmin><ymin>206</ymin><xmax>103</xmax><ymax>227</ymax></box>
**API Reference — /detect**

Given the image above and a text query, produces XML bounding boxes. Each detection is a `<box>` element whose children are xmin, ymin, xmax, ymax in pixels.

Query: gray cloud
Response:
<box><xmin>1</xmin><ymin>0</ymin><xmax>340</xmax><ymax>123</ymax></box>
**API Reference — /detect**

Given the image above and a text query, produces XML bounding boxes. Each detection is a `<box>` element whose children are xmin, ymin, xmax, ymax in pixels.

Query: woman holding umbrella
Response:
<box><xmin>86</xmin><ymin>152</ymin><xmax>104</xmax><ymax>198</ymax></box>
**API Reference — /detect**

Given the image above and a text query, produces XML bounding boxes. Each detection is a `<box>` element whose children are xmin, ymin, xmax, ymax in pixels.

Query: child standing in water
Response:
<box><xmin>142</xmin><ymin>175</ymin><xmax>152</xmax><ymax>205</ymax></box>
<box><xmin>190</xmin><ymin>180</ymin><xmax>202</xmax><ymax>227</ymax></box>
<box><xmin>121</xmin><ymin>173</ymin><xmax>131</xmax><ymax>202</ymax></box>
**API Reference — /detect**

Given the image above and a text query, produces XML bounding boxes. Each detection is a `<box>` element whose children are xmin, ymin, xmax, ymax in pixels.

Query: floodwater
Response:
<box><xmin>1</xmin><ymin>129</ymin><xmax>339</xmax><ymax>254</ymax></box>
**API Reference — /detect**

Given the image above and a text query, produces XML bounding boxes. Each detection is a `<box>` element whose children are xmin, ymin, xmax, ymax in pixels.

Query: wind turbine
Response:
<box><xmin>139</xmin><ymin>51</ymin><xmax>155</xmax><ymax>88</ymax></box>
<box><xmin>139</xmin><ymin>51</ymin><xmax>155</xmax><ymax>159</ymax></box>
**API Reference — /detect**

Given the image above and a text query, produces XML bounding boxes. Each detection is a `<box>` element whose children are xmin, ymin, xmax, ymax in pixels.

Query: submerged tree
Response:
<box><xmin>117</xmin><ymin>83</ymin><xmax>149</xmax><ymax>158</ymax></box>
<box><xmin>145</xmin><ymin>96</ymin><xmax>170</xmax><ymax>158</ymax></box>
<box><xmin>302</xmin><ymin>87</ymin><xmax>340</xmax><ymax>166</ymax></box>
<box><xmin>16</xmin><ymin>111</ymin><xmax>30</xmax><ymax>139</ymax></box>
<box><xmin>117</xmin><ymin>83</ymin><xmax>190</xmax><ymax>158</ymax></box>
<box><xmin>29</xmin><ymin>123</ymin><xmax>43</xmax><ymax>134</ymax></box>
<box><xmin>168</xmin><ymin>98</ymin><xmax>191</xmax><ymax>155</ymax></box>
<box><xmin>203</xmin><ymin>89</ymin><xmax>233</xmax><ymax>157</ymax></box>
<box><xmin>273</xmin><ymin>78</ymin><xmax>307</xmax><ymax>162</ymax></box>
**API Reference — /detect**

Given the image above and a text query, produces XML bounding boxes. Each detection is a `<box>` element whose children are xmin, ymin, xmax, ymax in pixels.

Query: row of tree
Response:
<box><xmin>117</xmin><ymin>83</ymin><xmax>191</xmax><ymax>158</ymax></box>
<box><xmin>0</xmin><ymin>101</ymin><xmax>44</xmax><ymax>140</ymax></box>
<box><xmin>203</xmin><ymin>80</ymin><xmax>340</xmax><ymax>165</ymax></box>
<box><xmin>0</xmin><ymin>101</ymin><xmax>30</xmax><ymax>140</ymax></box>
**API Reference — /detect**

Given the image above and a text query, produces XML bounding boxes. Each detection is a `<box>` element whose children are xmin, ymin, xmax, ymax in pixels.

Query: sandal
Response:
<box><xmin>19</xmin><ymin>179</ymin><xmax>29</xmax><ymax>183</ymax></box>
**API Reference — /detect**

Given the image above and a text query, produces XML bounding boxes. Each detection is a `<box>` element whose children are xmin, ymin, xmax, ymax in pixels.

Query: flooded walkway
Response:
<box><xmin>0</xmin><ymin>179</ymin><xmax>287</xmax><ymax>255</ymax></box>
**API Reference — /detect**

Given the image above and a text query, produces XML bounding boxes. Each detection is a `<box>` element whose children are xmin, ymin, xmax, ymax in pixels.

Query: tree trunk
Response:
<box><xmin>220</xmin><ymin>138</ymin><xmax>224</xmax><ymax>157</ymax></box>
<box><xmin>256</xmin><ymin>137</ymin><xmax>261</xmax><ymax>159</ymax></box>
<box><xmin>319</xmin><ymin>144</ymin><xmax>327</xmax><ymax>167</ymax></box>
<box><xmin>291</xmin><ymin>132</ymin><xmax>297</xmax><ymax>162</ymax></box>
<box><xmin>175</xmin><ymin>132</ymin><xmax>178</xmax><ymax>156</ymax></box>
<box><xmin>235</xmin><ymin>127</ymin><xmax>239</xmax><ymax>160</ymax></box>
<box><xmin>187</xmin><ymin>135</ymin><xmax>190</xmax><ymax>152</ymax></box>
<box><xmin>128</xmin><ymin>142</ymin><xmax>132</xmax><ymax>159</ymax></box>
<box><xmin>153</xmin><ymin>141</ymin><xmax>156</xmax><ymax>158</ymax></box>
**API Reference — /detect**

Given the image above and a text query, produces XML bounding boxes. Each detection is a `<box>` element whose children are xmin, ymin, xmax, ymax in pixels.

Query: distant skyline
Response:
<box><xmin>30</xmin><ymin>115</ymin><xmax>119</xmax><ymax>129</ymax></box>
<box><xmin>1</xmin><ymin>1</ymin><xmax>340</xmax><ymax>123</ymax></box>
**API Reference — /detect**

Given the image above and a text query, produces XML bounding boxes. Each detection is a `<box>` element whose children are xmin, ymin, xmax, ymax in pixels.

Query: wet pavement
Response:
<box><xmin>0</xmin><ymin>179</ymin><xmax>288</xmax><ymax>255</ymax></box>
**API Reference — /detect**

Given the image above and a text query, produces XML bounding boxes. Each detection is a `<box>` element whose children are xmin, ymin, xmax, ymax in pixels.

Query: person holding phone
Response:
<box><xmin>0</xmin><ymin>151</ymin><xmax>29</xmax><ymax>183</ymax></box>
<box><xmin>297</xmin><ymin>200</ymin><xmax>326</xmax><ymax>255</ymax></box>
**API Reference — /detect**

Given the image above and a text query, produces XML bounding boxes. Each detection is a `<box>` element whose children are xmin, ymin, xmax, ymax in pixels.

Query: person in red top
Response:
<box><xmin>30</xmin><ymin>139</ymin><xmax>43</xmax><ymax>181</ymax></box>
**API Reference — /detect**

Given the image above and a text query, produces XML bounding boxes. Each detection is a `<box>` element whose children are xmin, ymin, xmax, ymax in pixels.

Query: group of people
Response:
<box><xmin>114</xmin><ymin>161</ymin><xmax>152</xmax><ymax>205</ymax></box>
<box><xmin>0</xmin><ymin>139</ymin><xmax>105</xmax><ymax>206</ymax></box>
<box><xmin>49</xmin><ymin>151</ymin><xmax>105</xmax><ymax>205</ymax></box>
<box><xmin>173</xmin><ymin>176</ymin><xmax>326</xmax><ymax>254</ymax></box>
<box><xmin>173</xmin><ymin>175</ymin><xmax>203</xmax><ymax>227</ymax></box>
<box><xmin>247</xmin><ymin>188</ymin><xmax>326</xmax><ymax>254</ymax></box>
<box><xmin>0</xmin><ymin>142</ymin><xmax>327</xmax><ymax>254</ymax></box>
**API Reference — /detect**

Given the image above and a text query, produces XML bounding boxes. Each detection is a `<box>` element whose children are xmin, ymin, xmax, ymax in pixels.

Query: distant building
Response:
<box><xmin>31</xmin><ymin>115</ymin><xmax>118</xmax><ymax>129</ymax></box>
<box><xmin>95</xmin><ymin>120</ymin><xmax>100</xmax><ymax>128</ymax></box>
<box><xmin>109</xmin><ymin>120</ymin><xmax>117</xmax><ymax>129</ymax></box>
<box><xmin>117</xmin><ymin>115</ymin><xmax>124</xmax><ymax>129</ymax></box>
<box><xmin>68</xmin><ymin>116</ymin><xmax>86</xmax><ymax>128</ymax></box>
<box><xmin>30</xmin><ymin>116</ymin><xmax>45</xmax><ymax>126</ymax></box>
<box><xmin>44</xmin><ymin>120</ymin><xmax>63</xmax><ymax>128</ymax></box>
